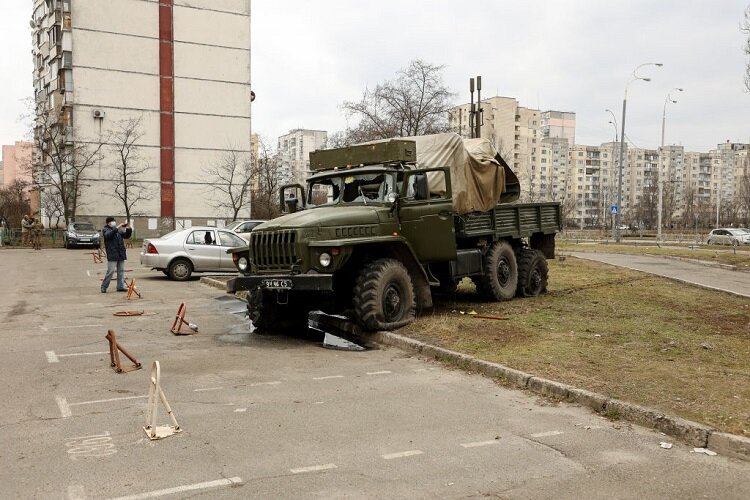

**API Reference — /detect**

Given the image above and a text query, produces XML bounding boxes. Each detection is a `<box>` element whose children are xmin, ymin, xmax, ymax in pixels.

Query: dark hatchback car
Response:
<box><xmin>64</xmin><ymin>222</ymin><xmax>101</xmax><ymax>248</ymax></box>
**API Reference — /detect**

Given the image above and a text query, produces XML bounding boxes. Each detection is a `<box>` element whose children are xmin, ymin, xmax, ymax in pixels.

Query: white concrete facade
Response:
<box><xmin>277</xmin><ymin>129</ymin><xmax>327</xmax><ymax>185</ymax></box>
<box><xmin>31</xmin><ymin>0</ymin><xmax>252</xmax><ymax>235</ymax></box>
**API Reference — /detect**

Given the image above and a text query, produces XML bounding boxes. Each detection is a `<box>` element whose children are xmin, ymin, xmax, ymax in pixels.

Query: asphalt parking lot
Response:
<box><xmin>2</xmin><ymin>248</ymin><xmax>750</xmax><ymax>499</ymax></box>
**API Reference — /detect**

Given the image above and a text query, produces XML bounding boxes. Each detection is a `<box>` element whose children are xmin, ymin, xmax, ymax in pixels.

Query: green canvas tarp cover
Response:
<box><xmin>371</xmin><ymin>133</ymin><xmax>519</xmax><ymax>214</ymax></box>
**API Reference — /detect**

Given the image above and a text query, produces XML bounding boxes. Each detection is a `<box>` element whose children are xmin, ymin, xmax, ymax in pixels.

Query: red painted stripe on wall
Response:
<box><xmin>159</xmin><ymin>0</ymin><xmax>175</xmax><ymax>218</ymax></box>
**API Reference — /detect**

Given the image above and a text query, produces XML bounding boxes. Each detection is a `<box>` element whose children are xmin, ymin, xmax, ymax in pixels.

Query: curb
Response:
<box><xmin>371</xmin><ymin>331</ymin><xmax>750</xmax><ymax>461</ymax></box>
<box><xmin>200</xmin><ymin>276</ymin><xmax>230</xmax><ymax>290</ymax></box>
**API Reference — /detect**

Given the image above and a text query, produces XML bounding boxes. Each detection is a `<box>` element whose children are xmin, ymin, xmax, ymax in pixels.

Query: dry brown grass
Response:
<box><xmin>401</xmin><ymin>257</ymin><xmax>750</xmax><ymax>435</ymax></box>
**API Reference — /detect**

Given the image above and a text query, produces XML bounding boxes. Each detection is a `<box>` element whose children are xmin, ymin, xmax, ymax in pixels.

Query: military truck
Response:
<box><xmin>226</xmin><ymin>133</ymin><xmax>562</xmax><ymax>331</ymax></box>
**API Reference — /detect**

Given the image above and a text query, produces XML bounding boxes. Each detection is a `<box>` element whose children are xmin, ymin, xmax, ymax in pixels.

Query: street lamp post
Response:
<box><xmin>605</xmin><ymin>109</ymin><xmax>619</xmax><ymax>232</ymax></box>
<box><xmin>657</xmin><ymin>87</ymin><xmax>683</xmax><ymax>241</ymax></box>
<box><xmin>614</xmin><ymin>63</ymin><xmax>663</xmax><ymax>243</ymax></box>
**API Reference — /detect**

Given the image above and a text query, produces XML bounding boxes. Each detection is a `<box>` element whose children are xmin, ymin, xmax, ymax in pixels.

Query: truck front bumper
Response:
<box><xmin>226</xmin><ymin>273</ymin><xmax>334</xmax><ymax>293</ymax></box>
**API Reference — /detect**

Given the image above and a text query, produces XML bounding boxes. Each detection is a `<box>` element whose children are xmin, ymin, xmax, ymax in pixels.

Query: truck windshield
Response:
<box><xmin>307</xmin><ymin>173</ymin><xmax>395</xmax><ymax>207</ymax></box>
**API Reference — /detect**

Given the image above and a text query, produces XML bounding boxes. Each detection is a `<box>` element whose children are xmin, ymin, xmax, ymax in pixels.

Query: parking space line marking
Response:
<box><xmin>249</xmin><ymin>381</ymin><xmax>282</xmax><ymax>387</ymax></box>
<box><xmin>67</xmin><ymin>484</ymin><xmax>86</xmax><ymax>500</ymax></box>
<box><xmin>290</xmin><ymin>463</ymin><xmax>337</xmax><ymax>474</ymax></box>
<box><xmin>366</xmin><ymin>370</ymin><xmax>392</xmax><ymax>376</ymax></box>
<box><xmin>56</xmin><ymin>396</ymin><xmax>72</xmax><ymax>418</ymax></box>
<box><xmin>530</xmin><ymin>431</ymin><xmax>564</xmax><ymax>438</ymax></box>
<box><xmin>86</xmin><ymin>270</ymin><xmax>91</xmax><ymax>277</ymax></box>
<box><xmin>194</xmin><ymin>387</ymin><xmax>224</xmax><ymax>392</ymax></box>
<box><xmin>68</xmin><ymin>395</ymin><xmax>148</xmax><ymax>407</ymax></box>
<box><xmin>234</xmin><ymin>408</ymin><xmax>247</xmax><ymax>412</ymax></box>
<box><xmin>107</xmin><ymin>476</ymin><xmax>243</xmax><ymax>500</ymax></box>
<box><xmin>58</xmin><ymin>351</ymin><xmax>109</xmax><ymax>358</ymax></box>
<box><xmin>313</xmin><ymin>375</ymin><xmax>344</xmax><ymax>380</ymax></box>
<box><xmin>382</xmin><ymin>450</ymin><xmax>423</xmax><ymax>460</ymax></box>
<box><xmin>46</xmin><ymin>351</ymin><xmax>59</xmax><ymax>363</ymax></box>
<box><xmin>461</xmin><ymin>440</ymin><xmax>501</xmax><ymax>448</ymax></box>
<box><xmin>43</xmin><ymin>324</ymin><xmax>102</xmax><ymax>331</ymax></box>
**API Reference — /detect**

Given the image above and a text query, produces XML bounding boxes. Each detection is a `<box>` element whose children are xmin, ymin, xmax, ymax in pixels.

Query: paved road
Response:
<box><xmin>571</xmin><ymin>251</ymin><xmax>750</xmax><ymax>298</ymax></box>
<box><xmin>2</xmin><ymin>248</ymin><xmax>750</xmax><ymax>499</ymax></box>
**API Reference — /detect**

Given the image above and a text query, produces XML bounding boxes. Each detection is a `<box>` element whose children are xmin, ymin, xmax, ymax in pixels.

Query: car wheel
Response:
<box><xmin>168</xmin><ymin>258</ymin><xmax>193</xmax><ymax>281</ymax></box>
<box><xmin>707</xmin><ymin>238</ymin><xmax>713</xmax><ymax>245</ymax></box>
<box><xmin>162</xmin><ymin>270</ymin><xmax>169</xmax><ymax>276</ymax></box>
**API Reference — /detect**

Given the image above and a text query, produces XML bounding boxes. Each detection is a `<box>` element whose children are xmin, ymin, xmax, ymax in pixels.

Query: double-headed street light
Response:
<box><xmin>613</xmin><ymin>62</ymin><xmax>663</xmax><ymax>243</ymax></box>
<box><xmin>605</xmin><ymin>109</ymin><xmax>619</xmax><ymax>229</ymax></box>
<box><xmin>657</xmin><ymin>87</ymin><xmax>684</xmax><ymax>241</ymax></box>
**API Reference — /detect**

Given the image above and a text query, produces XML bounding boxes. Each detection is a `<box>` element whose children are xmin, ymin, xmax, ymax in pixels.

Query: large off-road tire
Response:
<box><xmin>353</xmin><ymin>258</ymin><xmax>415</xmax><ymax>331</ymax></box>
<box><xmin>516</xmin><ymin>248</ymin><xmax>548</xmax><ymax>297</ymax></box>
<box><xmin>477</xmin><ymin>240</ymin><xmax>518</xmax><ymax>301</ymax></box>
<box><xmin>168</xmin><ymin>258</ymin><xmax>193</xmax><ymax>281</ymax></box>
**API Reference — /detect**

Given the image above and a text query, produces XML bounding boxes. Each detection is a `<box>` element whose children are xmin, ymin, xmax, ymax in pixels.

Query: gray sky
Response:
<box><xmin>2</xmin><ymin>1</ymin><xmax>749</xmax><ymax>155</ymax></box>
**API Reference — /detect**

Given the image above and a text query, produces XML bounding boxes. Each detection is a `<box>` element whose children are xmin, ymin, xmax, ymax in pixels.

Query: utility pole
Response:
<box><xmin>468</xmin><ymin>76</ymin><xmax>483</xmax><ymax>139</ymax></box>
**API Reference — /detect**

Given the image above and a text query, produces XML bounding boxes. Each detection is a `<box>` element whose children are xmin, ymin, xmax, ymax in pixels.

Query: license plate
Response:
<box><xmin>261</xmin><ymin>278</ymin><xmax>293</xmax><ymax>290</ymax></box>
<box><xmin>80</xmin><ymin>238</ymin><xmax>90</xmax><ymax>242</ymax></box>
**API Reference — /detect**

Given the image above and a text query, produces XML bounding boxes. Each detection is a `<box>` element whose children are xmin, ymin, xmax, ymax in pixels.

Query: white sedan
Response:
<box><xmin>706</xmin><ymin>228</ymin><xmax>750</xmax><ymax>246</ymax></box>
<box><xmin>140</xmin><ymin>226</ymin><xmax>248</xmax><ymax>281</ymax></box>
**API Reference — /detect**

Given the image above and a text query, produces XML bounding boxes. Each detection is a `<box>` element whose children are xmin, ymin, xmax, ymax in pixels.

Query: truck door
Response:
<box><xmin>398</xmin><ymin>169</ymin><xmax>457</xmax><ymax>263</ymax></box>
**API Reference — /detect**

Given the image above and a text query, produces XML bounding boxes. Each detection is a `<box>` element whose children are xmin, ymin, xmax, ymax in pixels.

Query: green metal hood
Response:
<box><xmin>254</xmin><ymin>206</ymin><xmax>383</xmax><ymax>231</ymax></box>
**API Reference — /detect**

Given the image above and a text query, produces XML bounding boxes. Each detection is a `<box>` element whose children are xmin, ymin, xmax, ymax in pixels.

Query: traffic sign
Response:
<box><xmin>610</xmin><ymin>205</ymin><xmax>619</xmax><ymax>215</ymax></box>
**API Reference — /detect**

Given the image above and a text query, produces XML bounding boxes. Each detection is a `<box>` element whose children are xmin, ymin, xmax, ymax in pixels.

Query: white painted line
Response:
<box><xmin>312</xmin><ymin>375</ymin><xmax>344</xmax><ymax>380</ymax></box>
<box><xmin>382</xmin><ymin>450</ymin><xmax>423</xmax><ymax>460</ymax></box>
<box><xmin>67</xmin><ymin>484</ymin><xmax>86</xmax><ymax>500</ymax></box>
<box><xmin>68</xmin><ymin>395</ymin><xmax>148</xmax><ymax>407</ymax></box>
<box><xmin>461</xmin><ymin>440</ymin><xmax>501</xmax><ymax>448</ymax></box>
<box><xmin>56</xmin><ymin>396</ymin><xmax>72</xmax><ymax>418</ymax></box>
<box><xmin>44</xmin><ymin>324</ymin><xmax>102</xmax><ymax>331</ymax></box>
<box><xmin>58</xmin><ymin>351</ymin><xmax>109</xmax><ymax>358</ymax></box>
<box><xmin>234</xmin><ymin>408</ymin><xmax>248</xmax><ymax>413</ymax></box>
<box><xmin>249</xmin><ymin>381</ymin><xmax>282</xmax><ymax>387</ymax></box>
<box><xmin>366</xmin><ymin>370</ymin><xmax>392</xmax><ymax>376</ymax></box>
<box><xmin>413</xmin><ymin>368</ymin><xmax>428</xmax><ymax>372</ymax></box>
<box><xmin>531</xmin><ymin>431</ymin><xmax>564</xmax><ymax>438</ymax></box>
<box><xmin>108</xmin><ymin>476</ymin><xmax>243</xmax><ymax>500</ymax></box>
<box><xmin>194</xmin><ymin>387</ymin><xmax>224</xmax><ymax>392</ymax></box>
<box><xmin>290</xmin><ymin>463</ymin><xmax>337</xmax><ymax>474</ymax></box>
<box><xmin>46</xmin><ymin>351</ymin><xmax>59</xmax><ymax>363</ymax></box>
<box><xmin>86</xmin><ymin>270</ymin><xmax>91</xmax><ymax>277</ymax></box>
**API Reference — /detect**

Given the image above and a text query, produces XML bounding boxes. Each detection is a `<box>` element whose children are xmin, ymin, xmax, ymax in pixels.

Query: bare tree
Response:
<box><xmin>108</xmin><ymin>117</ymin><xmax>153</xmax><ymax>222</ymax></box>
<box><xmin>40</xmin><ymin>188</ymin><xmax>65</xmax><ymax>228</ymax></box>
<box><xmin>0</xmin><ymin>180</ymin><xmax>32</xmax><ymax>229</ymax></box>
<box><xmin>341</xmin><ymin>59</ymin><xmax>455</xmax><ymax>142</ymax></box>
<box><xmin>738</xmin><ymin>156</ymin><xmax>750</xmax><ymax>225</ymax></box>
<box><xmin>743</xmin><ymin>5</ymin><xmax>750</xmax><ymax>91</ymax></box>
<box><xmin>31</xmin><ymin>101</ymin><xmax>104</xmax><ymax>225</ymax></box>
<box><xmin>250</xmin><ymin>137</ymin><xmax>283</xmax><ymax>220</ymax></box>
<box><xmin>202</xmin><ymin>145</ymin><xmax>253</xmax><ymax>221</ymax></box>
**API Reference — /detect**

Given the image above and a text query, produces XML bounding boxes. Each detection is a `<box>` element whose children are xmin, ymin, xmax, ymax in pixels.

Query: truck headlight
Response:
<box><xmin>238</xmin><ymin>257</ymin><xmax>249</xmax><ymax>271</ymax></box>
<box><xmin>319</xmin><ymin>252</ymin><xmax>332</xmax><ymax>267</ymax></box>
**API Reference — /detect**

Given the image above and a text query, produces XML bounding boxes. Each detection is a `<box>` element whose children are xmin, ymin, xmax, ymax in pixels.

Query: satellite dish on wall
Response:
<box><xmin>250</xmin><ymin>91</ymin><xmax>256</xmax><ymax>102</ymax></box>
<box><xmin>29</xmin><ymin>19</ymin><xmax>37</xmax><ymax>29</ymax></box>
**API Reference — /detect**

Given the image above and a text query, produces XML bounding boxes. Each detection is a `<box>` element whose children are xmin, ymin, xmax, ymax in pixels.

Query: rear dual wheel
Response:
<box><xmin>516</xmin><ymin>248</ymin><xmax>548</xmax><ymax>297</ymax></box>
<box><xmin>477</xmin><ymin>241</ymin><xmax>518</xmax><ymax>301</ymax></box>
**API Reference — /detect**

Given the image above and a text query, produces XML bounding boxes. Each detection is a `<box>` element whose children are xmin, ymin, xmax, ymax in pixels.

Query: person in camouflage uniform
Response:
<box><xmin>31</xmin><ymin>218</ymin><xmax>44</xmax><ymax>250</ymax></box>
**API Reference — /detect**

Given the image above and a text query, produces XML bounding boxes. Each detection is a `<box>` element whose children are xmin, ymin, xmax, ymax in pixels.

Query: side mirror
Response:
<box><xmin>414</xmin><ymin>173</ymin><xmax>429</xmax><ymax>200</ymax></box>
<box><xmin>285</xmin><ymin>196</ymin><xmax>299</xmax><ymax>214</ymax></box>
<box><xmin>387</xmin><ymin>192</ymin><xmax>399</xmax><ymax>215</ymax></box>
<box><xmin>279</xmin><ymin>183</ymin><xmax>306</xmax><ymax>213</ymax></box>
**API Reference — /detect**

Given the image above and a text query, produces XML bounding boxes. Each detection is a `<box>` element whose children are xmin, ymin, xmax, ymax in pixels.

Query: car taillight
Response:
<box><xmin>146</xmin><ymin>242</ymin><xmax>158</xmax><ymax>254</ymax></box>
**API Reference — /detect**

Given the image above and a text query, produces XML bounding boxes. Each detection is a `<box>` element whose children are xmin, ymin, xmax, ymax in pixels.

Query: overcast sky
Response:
<box><xmin>2</xmin><ymin>1</ymin><xmax>749</xmax><ymax>156</ymax></box>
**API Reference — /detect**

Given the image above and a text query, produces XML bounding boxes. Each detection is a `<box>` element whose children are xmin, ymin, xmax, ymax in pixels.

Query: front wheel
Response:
<box><xmin>516</xmin><ymin>249</ymin><xmax>549</xmax><ymax>297</ymax></box>
<box><xmin>477</xmin><ymin>241</ymin><xmax>518</xmax><ymax>301</ymax></box>
<box><xmin>168</xmin><ymin>258</ymin><xmax>193</xmax><ymax>281</ymax></box>
<box><xmin>353</xmin><ymin>258</ymin><xmax>415</xmax><ymax>331</ymax></box>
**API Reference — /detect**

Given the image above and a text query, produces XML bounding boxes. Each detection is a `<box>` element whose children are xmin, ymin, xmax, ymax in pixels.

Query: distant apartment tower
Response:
<box><xmin>540</xmin><ymin>111</ymin><xmax>576</xmax><ymax>146</ymax></box>
<box><xmin>277</xmin><ymin>129</ymin><xmax>327</xmax><ymax>184</ymax></box>
<box><xmin>30</xmin><ymin>0</ymin><xmax>252</xmax><ymax>233</ymax></box>
<box><xmin>1</xmin><ymin>142</ymin><xmax>34</xmax><ymax>188</ymax></box>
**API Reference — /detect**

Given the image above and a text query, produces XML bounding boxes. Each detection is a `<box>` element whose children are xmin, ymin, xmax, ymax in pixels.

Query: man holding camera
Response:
<box><xmin>101</xmin><ymin>216</ymin><xmax>132</xmax><ymax>293</ymax></box>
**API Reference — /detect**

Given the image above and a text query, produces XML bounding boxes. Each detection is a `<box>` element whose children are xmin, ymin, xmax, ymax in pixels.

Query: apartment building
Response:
<box><xmin>540</xmin><ymin>111</ymin><xmax>576</xmax><ymax>146</ymax></box>
<box><xmin>30</xmin><ymin>0</ymin><xmax>252</xmax><ymax>234</ymax></box>
<box><xmin>1</xmin><ymin>142</ymin><xmax>34</xmax><ymax>188</ymax></box>
<box><xmin>277</xmin><ymin>129</ymin><xmax>327</xmax><ymax>185</ymax></box>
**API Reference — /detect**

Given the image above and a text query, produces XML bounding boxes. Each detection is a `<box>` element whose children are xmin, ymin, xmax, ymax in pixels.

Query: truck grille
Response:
<box><xmin>250</xmin><ymin>230</ymin><xmax>298</xmax><ymax>270</ymax></box>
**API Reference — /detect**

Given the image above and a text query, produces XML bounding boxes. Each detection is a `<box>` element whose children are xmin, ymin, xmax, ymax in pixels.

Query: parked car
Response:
<box><xmin>64</xmin><ymin>222</ymin><xmax>100</xmax><ymax>249</ymax></box>
<box><xmin>140</xmin><ymin>226</ymin><xmax>248</xmax><ymax>281</ymax></box>
<box><xmin>706</xmin><ymin>228</ymin><xmax>750</xmax><ymax>246</ymax></box>
<box><xmin>226</xmin><ymin>219</ymin><xmax>265</xmax><ymax>241</ymax></box>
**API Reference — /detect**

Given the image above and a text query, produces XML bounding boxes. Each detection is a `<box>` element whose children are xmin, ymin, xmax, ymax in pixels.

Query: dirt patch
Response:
<box><xmin>399</xmin><ymin>258</ymin><xmax>750</xmax><ymax>436</ymax></box>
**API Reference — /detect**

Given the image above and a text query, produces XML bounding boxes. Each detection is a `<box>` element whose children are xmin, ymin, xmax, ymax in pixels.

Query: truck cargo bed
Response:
<box><xmin>454</xmin><ymin>201</ymin><xmax>562</xmax><ymax>240</ymax></box>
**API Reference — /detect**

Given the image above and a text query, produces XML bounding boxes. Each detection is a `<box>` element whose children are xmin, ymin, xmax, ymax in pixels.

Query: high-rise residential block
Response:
<box><xmin>30</xmin><ymin>0</ymin><xmax>251</xmax><ymax>232</ymax></box>
<box><xmin>277</xmin><ymin>129</ymin><xmax>327</xmax><ymax>185</ymax></box>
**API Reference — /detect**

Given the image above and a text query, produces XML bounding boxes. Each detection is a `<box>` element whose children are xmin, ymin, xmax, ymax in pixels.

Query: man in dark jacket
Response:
<box><xmin>101</xmin><ymin>216</ymin><xmax>132</xmax><ymax>293</ymax></box>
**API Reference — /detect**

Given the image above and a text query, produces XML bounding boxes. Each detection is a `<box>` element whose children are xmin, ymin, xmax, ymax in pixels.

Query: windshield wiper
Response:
<box><xmin>358</xmin><ymin>185</ymin><xmax>368</xmax><ymax>206</ymax></box>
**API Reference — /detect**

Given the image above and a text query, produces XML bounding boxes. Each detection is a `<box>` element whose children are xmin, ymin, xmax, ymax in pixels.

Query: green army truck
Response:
<box><xmin>226</xmin><ymin>133</ymin><xmax>562</xmax><ymax>331</ymax></box>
